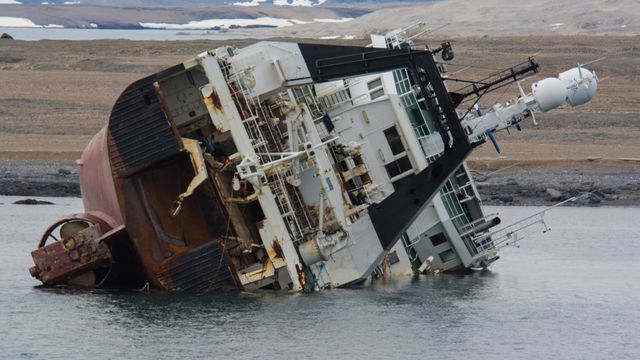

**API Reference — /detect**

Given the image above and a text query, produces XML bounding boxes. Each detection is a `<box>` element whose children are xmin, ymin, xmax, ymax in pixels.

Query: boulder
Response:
<box><xmin>499</xmin><ymin>195</ymin><xmax>514</xmax><ymax>203</ymax></box>
<box><xmin>13</xmin><ymin>198</ymin><xmax>55</xmax><ymax>205</ymax></box>
<box><xmin>546</xmin><ymin>188</ymin><xmax>563</xmax><ymax>201</ymax></box>
<box><xmin>1</xmin><ymin>33</ymin><xmax>14</xmax><ymax>40</ymax></box>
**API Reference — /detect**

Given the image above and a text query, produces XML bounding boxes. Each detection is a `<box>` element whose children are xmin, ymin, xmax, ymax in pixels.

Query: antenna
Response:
<box><xmin>578</xmin><ymin>56</ymin><xmax>606</xmax><ymax>80</ymax></box>
<box><xmin>448</xmin><ymin>66</ymin><xmax>471</xmax><ymax>76</ymax></box>
<box><xmin>580</xmin><ymin>56</ymin><xmax>607</xmax><ymax>67</ymax></box>
<box><xmin>516</xmin><ymin>81</ymin><xmax>526</xmax><ymax>98</ymax></box>
<box><xmin>577</xmin><ymin>63</ymin><xmax>583</xmax><ymax>79</ymax></box>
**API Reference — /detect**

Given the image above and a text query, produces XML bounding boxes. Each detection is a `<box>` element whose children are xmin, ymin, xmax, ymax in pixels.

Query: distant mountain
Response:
<box><xmin>267</xmin><ymin>0</ymin><xmax>640</xmax><ymax>37</ymax></box>
<box><xmin>0</xmin><ymin>1</ymin><xmax>368</xmax><ymax>29</ymax></box>
<box><xmin>4</xmin><ymin>0</ymin><xmax>634</xmax><ymax>37</ymax></box>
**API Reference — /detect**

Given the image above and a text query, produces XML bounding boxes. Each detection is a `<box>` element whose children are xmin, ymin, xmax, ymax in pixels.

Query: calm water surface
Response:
<box><xmin>0</xmin><ymin>28</ymin><xmax>262</xmax><ymax>41</ymax></box>
<box><xmin>1</xmin><ymin>195</ymin><xmax>639</xmax><ymax>359</ymax></box>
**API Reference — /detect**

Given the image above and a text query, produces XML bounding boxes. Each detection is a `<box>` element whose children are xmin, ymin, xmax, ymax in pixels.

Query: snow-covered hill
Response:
<box><xmin>1</xmin><ymin>0</ymin><xmax>637</xmax><ymax>36</ymax></box>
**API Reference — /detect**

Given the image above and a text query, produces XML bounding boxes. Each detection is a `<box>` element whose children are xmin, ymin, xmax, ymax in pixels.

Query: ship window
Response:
<box><xmin>385</xmin><ymin>155</ymin><xmax>412</xmax><ymax>179</ymax></box>
<box><xmin>430</xmin><ymin>232</ymin><xmax>448</xmax><ymax>247</ymax></box>
<box><xmin>367</xmin><ymin>78</ymin><xmax>382</xmax><ymax>90</ymax></box>
<box><xmin>438</xmin><ymin>249</ymin><xmax>457</xmax><ymax>263</ymax></box>
<box><xmin>384</xmin><ymin>126</ymin><xmax>405</xmax><ymax>155</ymax></box>
<box><xmin>367</xmin><ymin>78</ymin><xmax>385</xmax><ymax>100</ymax></box>
<box><xmin>370</xmin><ymin>88</ymin><xmax>385</xmax><ymax>100</ymax></box>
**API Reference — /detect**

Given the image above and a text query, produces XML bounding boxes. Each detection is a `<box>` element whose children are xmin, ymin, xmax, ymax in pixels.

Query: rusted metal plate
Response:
<box><xmin>115</xmin><ymin>153</ymin><xmax>241</xmax><ymax>290</ymax></box>
<box><xmin>79</xmin><ymin>128</ymin><xmax>124</xmax><ymax>227</ymax></box>
<box><xmin>30</xmin><ymin>225</ymin><xmax>112</xmax><ymax>285</ymax></box>
<box><xmin>156</xmin><ymin>240</ymin><xmax>237</xmax><ymax>292</ymax></box>
<box><xmin>108</xmin><ymin>66</ymin><xmax>184</xmax><ymax>178</ymax></box>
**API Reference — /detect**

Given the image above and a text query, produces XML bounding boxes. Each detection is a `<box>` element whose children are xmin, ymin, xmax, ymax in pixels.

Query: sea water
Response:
<box><xmin>0</xmin><ymin>27</ymin><xmax>261</xmax><ymax>41</ymax></box>
<box><xmin>1</xmin><ymin>196</ymin><xmax>639</xmax><ymax>359</ymax></box>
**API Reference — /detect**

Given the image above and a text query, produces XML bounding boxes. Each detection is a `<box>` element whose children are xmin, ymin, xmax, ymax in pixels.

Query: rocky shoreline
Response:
<box><xmin>0</xmin><ymin>160</ymin><xmax>79</xmax><ymax>198</ymax></box>
<box><xmin>472</xmin><ymin>164</ymin><xmax>640</xmax><ymax>207</ymax></box>
<box><xmin>2</xmin><ymin>159</ymin><xmax>639</xmax><ymax>207</ymax></box>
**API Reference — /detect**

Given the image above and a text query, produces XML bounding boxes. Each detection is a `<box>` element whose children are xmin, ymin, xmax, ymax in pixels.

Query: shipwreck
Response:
<box><xmin>29</xmin><ymin>25</ymin><xmax>598</xmax><ymax>292</ymax></box>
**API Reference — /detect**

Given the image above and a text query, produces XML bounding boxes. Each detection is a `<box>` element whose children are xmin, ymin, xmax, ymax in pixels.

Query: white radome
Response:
<box><xmin>559</xmin><ymin>67</ymin><xmax>598</xmax><ymax>107</ymax></box>
<box><xmin>532</xmin><ymin>77</ymin><xmax>568</xmax><ymax>112</ymax></box>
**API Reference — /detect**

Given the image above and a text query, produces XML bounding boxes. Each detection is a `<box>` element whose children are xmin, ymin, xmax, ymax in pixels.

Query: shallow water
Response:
<box><xmin>1</xmin><ymin>196</ymin><xmax>639</xmax><ymax>359</ymax></box>
<box><xmin>0</xmin><ymin>27</ymin><xmax>263</xmax><ymax>41</ymax></box>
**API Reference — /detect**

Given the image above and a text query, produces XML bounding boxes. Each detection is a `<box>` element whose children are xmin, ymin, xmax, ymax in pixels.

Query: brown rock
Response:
<box><xmin>13</xmin><ymin>198</ymin><xmax>55</xmax><ymax>205</ymax></box>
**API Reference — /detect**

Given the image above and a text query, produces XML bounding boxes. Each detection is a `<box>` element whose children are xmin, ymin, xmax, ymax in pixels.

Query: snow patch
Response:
<box><xmin>313</xmin><ymin>17</ymin><xmax>353</xmax><ymax>23</ymax></box>
<box><xmin>289</xmin><ymin>19</ymin><xmax>310</xmax><ymax>25</ymax></box>
<box><xmin>273</xmin><ymin>0</ymin><xmax>326</xmax><ymax>6</ymax></box>
<box><xmin>0</xmin><ymin>16</ymin><xmax>63</xmax><ymax>29</ymax></box>
<box><xmin>0</xmin><ymin>16</ymin><xmax>41</xmax><ymax>27</ymax></box>
<box><xmin>140</xmin><ymin>17</ymin><xmax>297</xmax><ymax>30</ymax></box>
<box><xmin>320</xmin><ymin>34</ymin><xmax>356</xmax><ymax>40</ymax></box>
<box><xmin>0</xmin><ymin>0</ymin><xmax>22</xmax><ymax>4</ymax></box>
<box><xmin>232</xmin><ymin>0</ymin><xmax>266</xmax><ymax>6</ymax></box>
<box><xmin>140</xmin><ymin>16</ymin><xmax>352</xmax><ymax>30</ymax></box>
